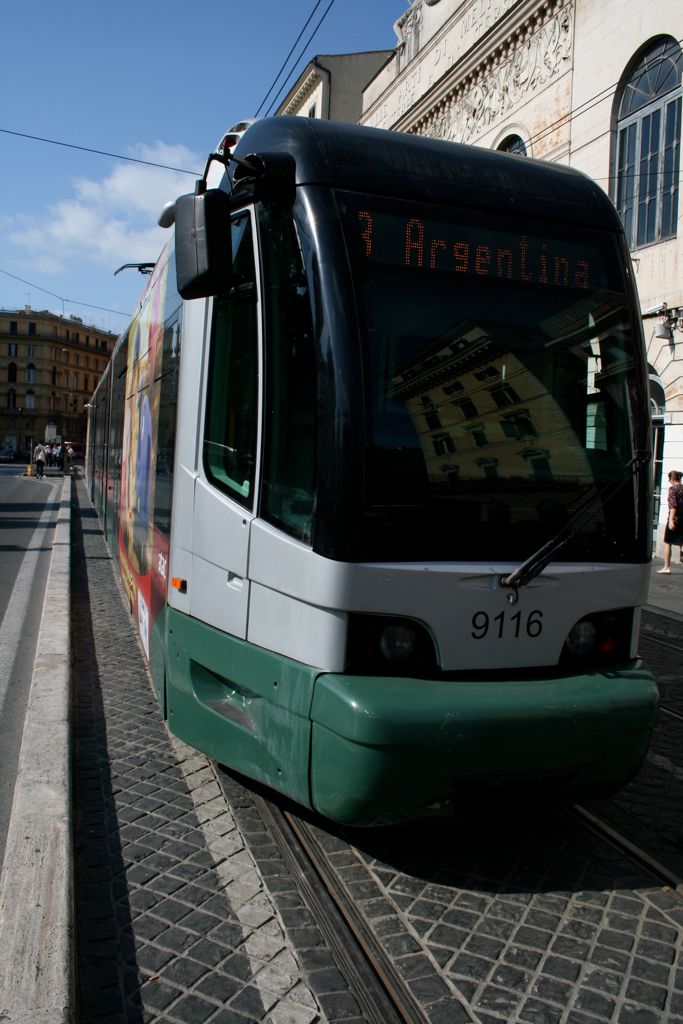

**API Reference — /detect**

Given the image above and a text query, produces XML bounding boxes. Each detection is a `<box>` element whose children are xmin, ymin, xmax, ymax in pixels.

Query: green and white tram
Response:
<box><xmin>87</xmin><ymin>118</ymin><xmax>658</xmax><ymax>826</ymax></box>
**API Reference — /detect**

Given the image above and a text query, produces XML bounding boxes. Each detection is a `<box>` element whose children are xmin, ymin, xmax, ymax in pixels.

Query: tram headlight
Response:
<box><xmin>379</xmin><ymin>623</ymin><xmax>416</xmax><ymax>662</ymax></box>
<box><xmin>346</xmin><ymin>614</ymin><xmax>437</xmax><ymax>675</ymax></box>
<box><xmin>565</xmin><ymin>620</ymin><xmax>597</xmax><ymax>657</ymax></box>
<box><xmin>561</xmin><ymin>609</ymin><xmax>633</xmax><ymax>666</ymax></box>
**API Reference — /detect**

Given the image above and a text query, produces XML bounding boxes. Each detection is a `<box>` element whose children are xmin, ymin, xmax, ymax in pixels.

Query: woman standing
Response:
<box><xmin>657</xmin><ymin>470</ymin><xmax>683</xmax><ymax>573</ymax></box>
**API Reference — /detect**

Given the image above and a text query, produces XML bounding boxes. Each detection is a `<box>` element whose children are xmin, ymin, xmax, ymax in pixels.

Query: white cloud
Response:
<box><xmin>8</xmin><ymin>141</ymin><xmax>202</xmax><ymax>274</ymax></box>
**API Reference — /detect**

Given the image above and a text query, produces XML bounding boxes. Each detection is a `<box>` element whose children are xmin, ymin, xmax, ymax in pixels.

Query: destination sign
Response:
<box><xmin>348</xmin><ymin>204</ymin><xmax>606</xmax><ymax>291</ymax></box>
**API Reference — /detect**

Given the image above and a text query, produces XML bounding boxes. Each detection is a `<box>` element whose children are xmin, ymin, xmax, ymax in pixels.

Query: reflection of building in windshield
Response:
<box><xmin>385</xmin><ymin>325</ymin><xmax>594</xmax><ymax>491</ymax></box>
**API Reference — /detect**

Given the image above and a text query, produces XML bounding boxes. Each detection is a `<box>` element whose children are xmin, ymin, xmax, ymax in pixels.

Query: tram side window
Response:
<box><xmin>259</xmin><ymin>203</ymin><xmax>316</xmax><ymax>544</ymax></box>
<box><xmin>109</xmin><ymin>352</ymin><xmax>127</xmax><ymax>528</ymax></box>
<box><xmin>204</xmin><ymin>215</ymin><xmax>258</xmax><ymax>508</ymax></box>
<box><xmin>155</xmin><ymin>319</ymin><xmax>180</xmax><ymax>537</ymax></box>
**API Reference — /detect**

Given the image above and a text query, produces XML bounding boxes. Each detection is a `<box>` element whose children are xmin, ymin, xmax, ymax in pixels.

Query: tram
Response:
<box><xmin>87</xmin><ymin>118</ymin><xmax>658</xmax><ymax>826</ymax></box>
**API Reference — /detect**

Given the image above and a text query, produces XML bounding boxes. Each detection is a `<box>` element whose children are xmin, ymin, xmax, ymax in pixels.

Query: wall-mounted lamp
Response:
<box><xmin>648</xmin><ymin>304</ymin><xmax>683</xmax><ymax>341</ymax></box>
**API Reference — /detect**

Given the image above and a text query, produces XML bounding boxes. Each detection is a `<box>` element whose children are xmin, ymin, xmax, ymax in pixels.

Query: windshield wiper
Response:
<box><xmin>499</xmin><ymin>450</ymin><xmax>650</xmax><ymax>601</ymax></box>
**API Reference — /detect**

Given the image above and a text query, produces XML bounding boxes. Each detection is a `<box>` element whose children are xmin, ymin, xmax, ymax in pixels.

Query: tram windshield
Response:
<box><xmin>338</xmin><ymin>192</ymin><xmax>646</xmax><ymax>563</ymax></box>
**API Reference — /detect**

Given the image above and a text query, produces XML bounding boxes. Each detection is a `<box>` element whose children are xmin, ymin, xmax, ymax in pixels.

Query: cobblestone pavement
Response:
<box><xmin>315</xmin><ymin>808</ymin><xmax>683</xmax><ymax>1024</ymax></box>
<box><xmin>72</xmin><ymin>478</ymin><xmax>683</xmax><ymax>1024</ymax></box>
<box><xmin>72</xmin><ymin>485</ymin><xmax>331</xmax><ymax>1024</ymax></box>
<box><xmin>582</xmin><ymin>613</ymin><xmax>683</xmax><ymax>881</ymax></box>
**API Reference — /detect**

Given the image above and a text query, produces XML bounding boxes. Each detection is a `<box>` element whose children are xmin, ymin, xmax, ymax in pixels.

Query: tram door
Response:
<box><xmin>191</xmin><ymin>212</ymin><xmax>260</xmax><ymax>640</ymax></box>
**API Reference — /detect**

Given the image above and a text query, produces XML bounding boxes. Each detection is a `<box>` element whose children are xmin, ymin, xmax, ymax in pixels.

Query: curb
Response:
<box><xmin>0</xmin><ymin>476</ymin><xmax>73</xmax><ymax>1024</ymax></box>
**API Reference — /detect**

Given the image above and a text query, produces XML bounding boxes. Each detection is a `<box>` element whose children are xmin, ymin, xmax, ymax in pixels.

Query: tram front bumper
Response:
<box><xmin>308</xmin><ymin>663</ymin><xmax>659</xmax><ymax>827</ymax></box>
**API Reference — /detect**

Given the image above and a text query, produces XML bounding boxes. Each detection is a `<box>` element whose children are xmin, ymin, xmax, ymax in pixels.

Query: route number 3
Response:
<box><xmin>472</xmin><ymin>609</ymin><xmax>543</xmax><ymax>640</ymax></box>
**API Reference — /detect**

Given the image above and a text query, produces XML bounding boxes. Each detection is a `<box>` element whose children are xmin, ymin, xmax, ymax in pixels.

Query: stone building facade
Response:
<box><xmin>0</xmin><ymin>307</ymin><xmax>115</xmax><ymax>458</ymax></box>
<box><xmin>360</xmin><ymin>0</ymin><xmax>683</xmax><ymax>550</ymax></box>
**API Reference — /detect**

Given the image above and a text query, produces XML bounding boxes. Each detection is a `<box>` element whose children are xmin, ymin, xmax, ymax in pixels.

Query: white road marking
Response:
<box><xmin>0</xmin><ymin>479</ymin><xmax>60</xmax><ymax>717</ymax></box>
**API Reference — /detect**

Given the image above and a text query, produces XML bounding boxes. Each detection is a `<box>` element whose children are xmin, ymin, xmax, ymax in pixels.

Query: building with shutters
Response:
<box><xmin>0</xmin><ymin>307</ymin><xmax>116</xmax><ymax>458</ymax></box>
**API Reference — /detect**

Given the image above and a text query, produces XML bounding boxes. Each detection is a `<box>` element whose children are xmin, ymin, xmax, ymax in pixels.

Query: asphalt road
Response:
<box><xmin>0</xmin><ymin>464</ymin><xmax>62</xmax><ymax>870</ymax></box>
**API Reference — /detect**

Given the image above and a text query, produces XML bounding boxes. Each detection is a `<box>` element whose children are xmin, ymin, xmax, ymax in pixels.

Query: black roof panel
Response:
<box><xmin>232</xmin><ymin>117</ymin><xmax>619</xmax><ymax>229</ymax></box>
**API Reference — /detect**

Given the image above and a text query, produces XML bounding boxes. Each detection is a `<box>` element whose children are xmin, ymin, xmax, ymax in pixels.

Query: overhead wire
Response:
<box><xmin>254</xmin><ymin>0</ymin><xmax>327</xmax><ymax>117</ymax></box>
<box><xmin>0</xmin><ymin>128</ymin><xmax>200</xmax><ymax>176</ymax></box>
<box><xmin>1</xmin><ymin>2</ymin><xmax>337</xmax><ymax>318</ymax></box>
<box><xmin>263</xmin><ymin>0</ymin><xmax>337</xmax><ymax>117</ymax></box>
<box><xmin>0</xmin><ymin>267</ymin><xmax>130</xmax><ymax>319</ymax></box>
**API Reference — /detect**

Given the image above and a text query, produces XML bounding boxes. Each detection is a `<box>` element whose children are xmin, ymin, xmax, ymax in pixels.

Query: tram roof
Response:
<box><xmin>231</xmin><ymin>117</ymin><xmax>619</xmax><ymax>231</ymax></box>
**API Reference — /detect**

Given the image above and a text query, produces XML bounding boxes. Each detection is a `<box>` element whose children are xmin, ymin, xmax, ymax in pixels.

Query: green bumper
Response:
<box><xmin>165</xmin><ymin>609</ymin><xmax>658</xmax><ymax>828</ymax></box>
<box><xmin>309</xmin><ymin>665</ymin><xmax>659</xmax><ymax>826</ymax></box>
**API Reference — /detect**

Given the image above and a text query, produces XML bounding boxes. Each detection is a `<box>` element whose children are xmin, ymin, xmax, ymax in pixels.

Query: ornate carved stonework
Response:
<box><xmin>416</xmin><ymin>3</ymin><xmax>573</xmax><ymax>145</ymax></box>
<box><xmin>398</xmin><ymin>5</ymin><xmax>424</xmax><ymax>69</ymax></box>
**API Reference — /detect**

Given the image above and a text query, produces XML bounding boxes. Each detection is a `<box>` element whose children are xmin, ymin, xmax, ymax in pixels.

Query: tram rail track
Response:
<box><xmin>568</xmin><ymin>804</ymin><xmax>683</xmax><ymax>895</ymax></box>
<box><xmin>218</xmin><ymin>766</ymin><xmax>683</xmax><ymax>1024</ymax></box>
<box><xmin>564</xmin><ymin>624</ymin><xmax>683</xmax><ymax>894</ymax></box>
<box><xmin>250</xmin><ymin>793</ymin><xmax>434</xmax><ymax>1024</ymax></box>
<box><xmin>640</xmin><ymin>626</ymin><xmax>683</xmax><ymax>723</ymax></box>
<box><xmin>640</xmin><ymin>626</ymin><xmax>683</xmax><ymax>657</ymax></box>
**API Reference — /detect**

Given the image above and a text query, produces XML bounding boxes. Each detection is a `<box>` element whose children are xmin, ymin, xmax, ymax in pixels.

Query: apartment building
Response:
<box><xmin>1</xmin><ymin>307</ymin><xmax>116</xmax><ymax>457</ymax></box>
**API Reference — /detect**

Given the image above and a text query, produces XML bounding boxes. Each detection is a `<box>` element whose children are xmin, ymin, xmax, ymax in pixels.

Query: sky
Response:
<box><xmin>0</xmin><ymin>0</ymin><xmax>409</xmax><ymax>335</ymax></box>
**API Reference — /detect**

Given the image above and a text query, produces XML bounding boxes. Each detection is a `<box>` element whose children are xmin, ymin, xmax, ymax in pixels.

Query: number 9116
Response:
<box><xmin>471</xmin><ymin>609</ymin><xmax>543</xmax><ymax>640</ymax></box>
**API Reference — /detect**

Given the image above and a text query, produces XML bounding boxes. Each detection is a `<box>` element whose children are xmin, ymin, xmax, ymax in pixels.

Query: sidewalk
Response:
<box><xmin>0</xmin><ymin>480</ymin><xmax>681</xmax><ymax>1023</ymax></box>
<box><xmin>0</xmin><ymin>475</ymin><xmax>72</xmax><ymax>1022</ymax></box>
<box><xmin>646</xmin><ymin>554</ymin><xmax>683</xmax><ymax>621</ymax></box>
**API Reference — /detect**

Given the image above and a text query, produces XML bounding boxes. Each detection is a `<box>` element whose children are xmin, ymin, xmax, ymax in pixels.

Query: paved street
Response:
<box><xmin>0</xmin><ymin>465</ymin><xmax>62</xmax><ymax>868</ymax></box>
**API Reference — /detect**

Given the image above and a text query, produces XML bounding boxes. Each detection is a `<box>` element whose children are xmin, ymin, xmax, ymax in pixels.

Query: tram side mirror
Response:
<box><xmin>174</xmin><ymin>188</ymin><xmax>232</xmax><ymax>300</ymax></box>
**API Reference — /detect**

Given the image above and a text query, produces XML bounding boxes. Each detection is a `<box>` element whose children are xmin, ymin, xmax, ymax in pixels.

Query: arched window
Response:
<box><xmin>498</xmin><ymin>134</ymin><xmax>527</xmax><ymax>156</ymax></box>
<box><xmin>27</xmin><ymin>363</ymin><xmax>36</xmax><ymax>383</ymax></box>
<box><xmin>51</xmin><ymin>365</ymin><xmax>57</xmax><ymax>386</ymax></box>
<box><xmin>8</xmin><ymin>362</ymin><xmax>17</xmax><ymax>383</ymax></box>
<box><xmin>615</xmin><ymin>37</ymin><xmax>682</xmax><ymax>248</ymax></box>
<box><xmin>649</xmin><ymin>372</ymin><xmax>666</xmax><ymax>416</ymax></box>
<box><xmin>6</xmin><ymin>389</ymin><xmax>16</xmax><ymax>411</ymax></box>
<box><xmin>25</xmin><ymin>390</ymin><xmax>35</xmax><ymax>410</ymax></box>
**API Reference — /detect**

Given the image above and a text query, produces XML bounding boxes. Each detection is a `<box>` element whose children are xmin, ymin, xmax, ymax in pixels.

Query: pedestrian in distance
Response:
<box><xmin>33</xmin><ymin>442</ymin><xmax>47</xmax><ymax>479</ymax></box>
<box><xmin>657</xmin><ymin>469</ymin><xmax>683</xmax><ymax>573</ymax></box>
